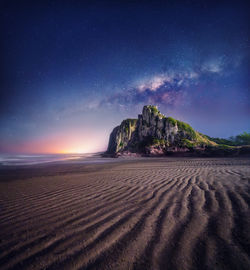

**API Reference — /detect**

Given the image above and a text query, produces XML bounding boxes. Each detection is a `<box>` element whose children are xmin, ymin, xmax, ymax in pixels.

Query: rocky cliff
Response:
<box><xmin>106</xmin><ymin>105</ymin><xmax>216</xmax><ymax>156</ymax></box>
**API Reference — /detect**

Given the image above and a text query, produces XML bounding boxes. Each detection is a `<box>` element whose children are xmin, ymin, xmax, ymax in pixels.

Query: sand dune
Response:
<box><xmin>0</xmin><ymin>158</ymin><xmax>250</xmax><ymax>270</ymax></box>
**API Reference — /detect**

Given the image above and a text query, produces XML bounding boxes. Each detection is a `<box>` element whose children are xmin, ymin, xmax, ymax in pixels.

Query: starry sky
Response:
<box><xmin>0</xmin><ymin>0</ymin><xmax>249</xmax><ymax>153</ymax></box>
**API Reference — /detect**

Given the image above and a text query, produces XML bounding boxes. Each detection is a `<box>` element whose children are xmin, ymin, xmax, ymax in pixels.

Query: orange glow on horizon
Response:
<box><xmin>2</xmin><ymin>131</ymin><xmax>107</xmax><ymax>154</ymax></box>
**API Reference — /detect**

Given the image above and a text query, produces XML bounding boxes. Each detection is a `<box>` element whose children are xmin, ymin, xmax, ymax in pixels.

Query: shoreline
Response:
<box><xmin>1</xmin><ymin>156</ymin><xmax>249</xmax><ymax>182</ymax></box>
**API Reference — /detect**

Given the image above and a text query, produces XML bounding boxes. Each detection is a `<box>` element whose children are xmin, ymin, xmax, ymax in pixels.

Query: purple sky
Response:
<box><xmin>0</xmin><ymin>0</ymin><xmax>249</xmax><ymax>153</ymax></box>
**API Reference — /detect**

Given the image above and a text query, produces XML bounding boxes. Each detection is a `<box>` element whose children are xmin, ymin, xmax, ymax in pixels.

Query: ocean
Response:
<box><xmin>0</xmin><ymin>153</ymin><xmax>107</xmax><ymax>166</ymax></box>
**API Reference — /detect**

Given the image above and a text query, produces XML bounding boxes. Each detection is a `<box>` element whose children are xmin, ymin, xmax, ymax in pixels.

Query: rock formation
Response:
<box><xmin>106</xmin><ymin>105</ymin><xmax>216</xmax><ymax>156</ymax></box>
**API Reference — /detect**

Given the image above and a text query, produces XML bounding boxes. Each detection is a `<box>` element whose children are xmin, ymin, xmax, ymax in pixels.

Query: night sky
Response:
<box><xmin>1</xmin><ymin>0</ymin><xmax>249</xmax><ymax>153</ymax></box>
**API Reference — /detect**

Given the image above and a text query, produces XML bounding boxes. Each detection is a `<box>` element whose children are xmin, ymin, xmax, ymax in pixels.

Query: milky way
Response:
<box><xmin>0</xmin><ymin>0</ymin><xmax>249</xmax><ymax>153</ymax></box>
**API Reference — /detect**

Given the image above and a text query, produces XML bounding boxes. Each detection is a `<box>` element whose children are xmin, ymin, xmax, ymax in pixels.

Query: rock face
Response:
<box><xmin>106</xmin><ymin>105</ymin><xmax>215</xmax><ymax>156</ymax></box>
<box><xmin>107</xmin><ymin>119</ymin><xmax>137</xmax><ymax>153</ymax></box>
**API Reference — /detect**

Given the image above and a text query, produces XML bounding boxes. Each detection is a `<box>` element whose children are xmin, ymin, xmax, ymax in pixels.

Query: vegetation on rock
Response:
<box><xmin>166</xmin><ymin>117</ymin><xmax>177</xmax><ymax>126</ymax></box>
<box><xmin>147</xmin><ymin>105</ymin><xmax>159</xmax><ymax>114</ymax></box>
<box><xmin>207</xmin><ymin>132</ymin><xmax>250</xmax><ymax>146</ymax></box>
<box><xmin>177</xmin><ymin>120</ymin><xmax>197</xmax><ymax>140</ymax></box>
<box><xmin>119</xmin><ymin>142</ymin><xmax>124</xmax><ymax>147</ymax></box>
<box><xmin>152</xmin><ymin>138</ymin><xmax>166</xmax><ymax>145</ymax></box>
<box><xmin>105</xmin><ymin>105</ymin><xmax>250</xmax><ymax>157</ymax></box>
<box><xmin>181</xmin><ymin>139</ymin><xmax>195</xmax><ymax>148</ymax></box>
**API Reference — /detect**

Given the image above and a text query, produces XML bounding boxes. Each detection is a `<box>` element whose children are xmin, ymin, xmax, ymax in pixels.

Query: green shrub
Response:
<box><xmin>217</xmin><ymin>144</ymin><xmax>235</xmax><ymax>149</ymax></box>
<box><xmin>148</xmin><ymin>105</ymin><xmax>159</xmax><ymax>114</ymax></box>
<box><xmin>152</xmin><ymin>138</ymin><xmax>166</xmax><ymax>145</ymax></box>
<box><xmin>177</xmin><ymin>120</ymin><xmax>197</xmax><ymax>139</ymax></box>
<box><xmin>166</xmin><ymin>117</ymin><xmax>177</xmax><ymax>126</ymax></box>
<box><xmin>206</xmin><ymin>136</ymin><xmax>235</xmax><ymax>146</ymax></box>
<box><xmin>206</xmin><ymin>132</ymin><xmax>250</xmax><ymax>146</ymax></box>
<box><xmin>181</xmin><ymin>139</ymin><xmax>195</xmax><ymax>148</ymax></box>
<box><xmin>234</xmin><ymin>132</ymin><xmax>250</xmax><ymax>145</ymax></box>
<box><xmin>119</xmin><ymin>142</ymin><xmax>124</xmax><ymax>148</ymax></box>
<box><xmin>158</xmin><ymin>113</ymin><xmax>166</xmax><ymax>119</ymax></box>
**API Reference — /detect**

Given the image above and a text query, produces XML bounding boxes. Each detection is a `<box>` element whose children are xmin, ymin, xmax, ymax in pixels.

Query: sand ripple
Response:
<box><xmin>0</xmin><ymin>158</ymin><xmax>250</xmax><ymax>270</ymax></box>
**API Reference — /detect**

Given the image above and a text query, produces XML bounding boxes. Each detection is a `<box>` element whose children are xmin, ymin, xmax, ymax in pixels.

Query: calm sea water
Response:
<box><xmin>0</xmin><ymin>153</ymin><xmax>107</xmax><ymax>166</ymax></box>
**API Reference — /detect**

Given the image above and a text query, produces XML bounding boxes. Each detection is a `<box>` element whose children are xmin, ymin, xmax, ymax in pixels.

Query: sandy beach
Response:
<box><xmin>0</xmin><ymin>158</ymin><xmax>250</xmax><ymax>270</ymax></box>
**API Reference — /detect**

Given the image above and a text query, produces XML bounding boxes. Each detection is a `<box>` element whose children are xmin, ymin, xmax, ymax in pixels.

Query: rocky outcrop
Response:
<box><xmin>107</xmin><ymin>119</ymin><xmax>137</xmax><ymax>154</ymax></box>
<box><xmin>106</xmin><ymin>105</ymin><xmax>216</xmax><ymax>156</ymax></box>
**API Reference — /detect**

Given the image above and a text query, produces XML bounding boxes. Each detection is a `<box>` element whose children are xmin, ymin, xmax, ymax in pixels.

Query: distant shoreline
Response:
<box><xmin>1</xmin><ymin>156</ymin><xmax>249</xmax><ymax>182</ymax></box>
<box><xmin>1</xmin><ymin>151</ymin><xmax>250</xmax><ymax>167</ymax></box>
<box><xmin>0</xmin><ymin>152</ymin><xmax>105</xmax><ymax>166</ymax></box>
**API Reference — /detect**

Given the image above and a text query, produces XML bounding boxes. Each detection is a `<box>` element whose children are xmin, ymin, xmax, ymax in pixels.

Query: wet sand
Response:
<box><xmin>0</xmin><ymin>158</ymin><xmax>250</xmax><ymax>270</ymax></box>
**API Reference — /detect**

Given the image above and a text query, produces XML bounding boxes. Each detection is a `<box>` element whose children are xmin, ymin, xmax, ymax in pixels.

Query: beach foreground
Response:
<box><xmin>0</xmin><ymin>158</ymin><xmax>250</xmax><ymax>270</ymax></box>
